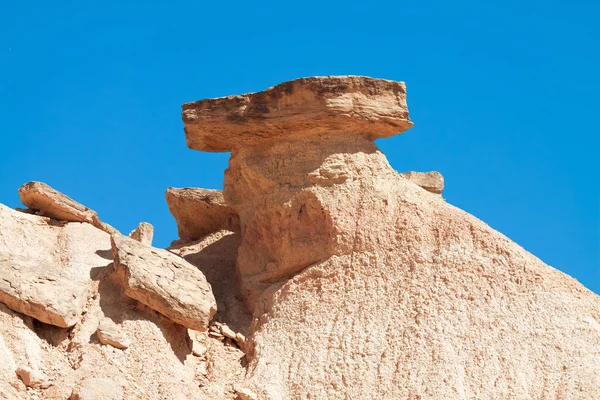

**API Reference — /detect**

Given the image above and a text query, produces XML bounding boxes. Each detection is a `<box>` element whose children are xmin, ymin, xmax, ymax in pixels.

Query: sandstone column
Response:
<box><xmin>182</xmin><ymin>76</ymin><xmax>413</xmax><ymax>311</ymax></box>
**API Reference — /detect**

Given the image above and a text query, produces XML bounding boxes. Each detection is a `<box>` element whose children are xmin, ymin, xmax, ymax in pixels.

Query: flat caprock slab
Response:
<box><xmin>182</xmin><ymin>76</ymin><xmax>413</xmax><ymax>152</ymax></box>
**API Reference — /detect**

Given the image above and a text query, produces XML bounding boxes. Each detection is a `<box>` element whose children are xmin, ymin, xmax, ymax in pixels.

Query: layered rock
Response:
<box><xmin>400</xmin><ymin>170</ymin><xmax>444</xmax><ymax>194</ymax></box>
<box><xmin>182</xmin><ymin>76</ymin><xmax>600</xmax><ymax>399</ymax></box>
<box><xmin>18</xmin><ymin>181</ymin><xmax>118</xmax><ymax>235</ymax></box>
<box><xmin>166</xmin><ymin>187</ymin><xmax>239</xmax><ymax>241</ymax></box>
<box><xmin>111</xmin><ymin>234</ymin><xmax>217</xmax><ymax>331</ymax></box>
<box><xmin>0</xmin><ymin>252</ymin><xmax>89</xmax><ymax>327</ymax></box>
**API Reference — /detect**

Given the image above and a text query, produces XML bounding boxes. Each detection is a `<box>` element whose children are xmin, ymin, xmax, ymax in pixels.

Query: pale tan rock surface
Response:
<box><xmin>166</xmin><ymin>187</ymin><xmax>239</xmax><ymax>241</ymax></box>
<box><xmin>128</xmin><ymin>221</ymin><xmax>154</xmax><ymax>245</ymax></box>
<box><xmin>96</xmin><ymin>318</ymin><xmax>131</xmax><ymax>349</ymax></box>
<box><xmin>0</xmin><ymin>202</ymin><xmax>244</xmax><ymax>399</ymax></box>
<box><xmin>69</xmin><ymin>378</ymin><xmax>123</xmax><ymax>400</ymax></box>
<box><xmin>182</xmin><ymin>76</ymin><xmax>413</xmax><ymax>152</ymax></box>
<box><xmin>0</xmin><ymin>203</ymin><xmax>111</xmax><ymax>283</ymax></box>
<box><xmin>111</xmin><ymin>234</ymin><xmax>217</xmax><ymax>331</ymax></box>
<box><xmin>400</xmin><ymin>170</ymin><xmax>444</xmax><ymax>194</ymax></box>
<box><xmin>183</xmin><ymin>77</ymin><xmax>600</xmax><ymax>400</ymax></box>
<box><xmin>0</xmin><ymin>252</ymin><xmax>89</xmax><ymax>327</ymax></box>
<box><xmin>18</xmin><ymin>181</ymin><xmax>118</xmax><ymax>235</ymax></box>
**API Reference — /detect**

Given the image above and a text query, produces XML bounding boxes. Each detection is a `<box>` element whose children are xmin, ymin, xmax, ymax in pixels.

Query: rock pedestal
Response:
<box><xmin>181</xmin><ymin>76</ymin><xmax>600</xmax><ymax>400</ymax></box>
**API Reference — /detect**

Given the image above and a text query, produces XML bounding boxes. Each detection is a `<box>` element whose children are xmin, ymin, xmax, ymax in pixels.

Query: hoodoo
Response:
<box><xmin>0</xmin><ymin>76</ymin><xmax>597</xmax><ymax>399</ymax></box>
<box><xmin>182</xmin><ymin>76</ymin><xmax>600</xmax><ymax>399</ymax></box>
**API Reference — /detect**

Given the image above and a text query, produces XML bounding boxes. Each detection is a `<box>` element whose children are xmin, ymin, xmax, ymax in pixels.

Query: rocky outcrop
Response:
<box><xmin>400</xmin><ymin>170</ymin><xmax>444</xmax><ymax>194</ymax></box>
<box><xmin>166</xmin><ymin>187</ymin><xmax>239</xmax><ymax>241</ymax></box>
<box><xmin>111</xmin><ymin>234</ymin><xmax>217</xmax><ymax>331</ymax></box>
<box><xmin>0</xmin><ymin>195</ymin><xmax>243</xmax><ymax>398</ymax></box>
<box><xmin>0</xmin><ymin>252</ymin><xmax>89</xmax><ymax>327</ymax></box>
<box><xmin>182</xmin><ymin>76</ymin><xmax>600</xmax><ymax>399</ymax></box>
<box><xmin>128</xmin><ymin>222</ymin><xmax>154</xmax><ymax>245</ymax></box>
<box><xmin>18</xmin><ymin>181</ymin><xmax>119</xmax><ymax>235</ymax></box>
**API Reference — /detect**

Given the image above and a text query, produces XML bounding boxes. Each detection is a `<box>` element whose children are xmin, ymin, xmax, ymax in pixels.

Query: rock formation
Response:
<box><xmin>0</xmin><ymin>75</ymin><xmax>598</xmax><ymax>399</ymax></box>
<box><xmin>111</xmin><ymin>234</ymin><xmax>217</xmax><ymax>331</ymax></box>
<box><xmin>18</xmin><ymin>181</ymin><xmax>119</xmax><ymax>235</ymax></box>
<box><xmin>182</xmin><ymin>76</ymin><xmax>600</xmax><ymax>399</ymax></box>
<box><xmin>128</xmin><ymin>221</ymin><xmax>154</xmax><ymax>245</ymax></box>
<box><xmin>0</xmin><ymin>252</ymin><xmax>89</xmax><ymax>327</ymax></box>
<box><xmin>166</xmin><ymin>187</ymin><xmax>239</xmax><ymax>241</ymax></box>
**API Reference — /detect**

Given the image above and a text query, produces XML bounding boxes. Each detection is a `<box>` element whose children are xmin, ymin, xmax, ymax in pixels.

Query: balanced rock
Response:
<box><xmin>166</xmin><ymin>187</ymin><xmax>239</xmax><ymax>241</ymax></box>
<box><xmin>399</xmin><ymin>171</ymin><xmax>444</xmax><ymax>194</ymax></box>
<box><xmin>128</xmin><ymin>222</ymin><xmax>154</xmax><ymax>245</ymax></box>
<box><xmin>96</xmin><ymin>318</ymin><xmax>131</xmax><ymax>349</ymax></box>
<box><xmin>182</xmin><ymin>76</ymin><xmax>600</xmax><ymax>399</ymax></box>
<box><xmin>0</xmin><ymin>252</ymin><xmax>89</xmax><ymax>327</ymax></box>
<box><xmin>110</xmin><ymin>235</ymin><xmax>217</xmax><ymax>331</ymax></box>
<box><xmin>18</xmin><ymin>181</ymin><xmax>118</xmax><ymax>235</ymax></box>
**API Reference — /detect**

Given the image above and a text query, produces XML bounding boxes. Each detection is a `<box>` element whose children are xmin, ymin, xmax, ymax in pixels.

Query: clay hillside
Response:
<box><xmin>1</xmin><ymin>76</ymin><xmax>598</xmax><ymax>400</ymax></box>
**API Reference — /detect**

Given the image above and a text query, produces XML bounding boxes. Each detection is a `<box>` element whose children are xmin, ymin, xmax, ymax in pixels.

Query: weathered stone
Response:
<box><xmin>166</xmin><ymin>187</ymin><xmax>239</xmax><ymax>241</ymax></box>
<box><xmin>182</xmin><ymin>76</ymin><xmax>413</xmax><ymax>152</ymax></box>
<box><xmin>110</xmin><ymin>235</ymin><xmax>217</xmax><ymax>331</ymax></box>
<box><xmin>183</xmin><ymin>77</ymin><xmax>600</xmax><ymax>400</ymax></box>
<box><xmin>70</xmin><ymin>378</ymin><xmax>123</xmax><ymax>400</ymax></box>
<box><xmin>128</xmin><ymin>222</ymin><xmax>154</xmax><ymax>246</ymax></box>
<box><xmin>0</xmin><ymin>203</ymin><xmax>111</xmax><ymax>283</ymax></box>
<box><xmin>16</xmin><ymin>366</ymin><xmax>51</xmax><ymax>389</ymax></box>
<box><xmin>18</xmin><ymin>181</ymin><xmax>119</xmax><ymax>235</ymax></box>
<box><xmin>399</xmin><ymin>171</ymin><xmax>444</xmax><ymax>194</ymax></box>
<box><xmin>0</xmin><ymin>252</ymin><xmax>89</xmax><ymax>327</ymax></box>
<box><xmin>96</xmin><ymin>318</ymin><xmax>131</xmax><ymax>349</ymax></box>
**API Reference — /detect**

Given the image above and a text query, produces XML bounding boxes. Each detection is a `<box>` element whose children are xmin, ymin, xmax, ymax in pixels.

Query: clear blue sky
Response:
<box><xmin>1</xmin><ymin>1</ymin><xmax>598</xmax><ymax>294</ymax></box>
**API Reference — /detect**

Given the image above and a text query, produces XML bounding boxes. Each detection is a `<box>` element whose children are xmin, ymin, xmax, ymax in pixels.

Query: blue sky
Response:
<box><xmin>1</xmin><ymin>1</ymin><xmax>598</xmax><ymax>293</ymax></box>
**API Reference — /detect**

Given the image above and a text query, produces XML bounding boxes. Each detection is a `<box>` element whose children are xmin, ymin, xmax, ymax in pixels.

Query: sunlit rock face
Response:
<box><xmin>182</xmin><ymin>76</ymin><xmax>600</xmax><ymax>400</ymax></box>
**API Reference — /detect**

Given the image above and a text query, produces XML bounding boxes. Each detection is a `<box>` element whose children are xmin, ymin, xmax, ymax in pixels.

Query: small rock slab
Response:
<box><xmin>0</xmin><ymin>252</ymin><xmax>88</xmax><ymax>327</ymax></box>
<box><xmin>110</xmin><ymin>235</ymin><xmax>217</xmax><ymax>331</ymax></box>
<box><xmin>182</xmin><ymin>76</ymin><xmax>413</xmax><ymax>152</ymax></box>
<box><xmin>129</xmin><ymin>222</ymin><xmax>154</xmax><ymax>246</ymax></box>
<box><xmin>18</xmin><ymin>181</ymin><xmax>118</xmax><ymax>234</ymax></box>
<box><xmin>399</xmin><ymin>171</ymin><xmax>444</xmax><ymax>194</ymax></box>
<box><xmin>70</xmin><ymin>378</ymin><xmax>123</xmax><ymax>400</ymax></box>
<box><xmin>166</xmin><ymin>187</ymin><xmax>239</xmax><ymax>241</ymax></box>
<box><xmin>97</xmin><ymin>318</ymin><xmax>131</xmax><ymax>349</ymax></box>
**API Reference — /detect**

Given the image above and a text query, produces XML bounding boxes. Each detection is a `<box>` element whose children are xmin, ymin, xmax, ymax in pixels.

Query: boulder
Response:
<box><xmin>399</xmin><ymin>171</ymin><xmax>444</xmax><ymax>194</ymax></box>
<box><xmin>96</xmin><ymin>318</ymin><xmax>131</xmax><ymax>349</ymax></box>
<box><xmin>128</xmin><ymin>222</ymin><xmax>154</xmax><ymax>246</ymax></box>
<box><xmin>166</xmin><ymin>187</ymin><xmax>239</xmax><ymax>241</ymax></box>
<box><xmin>18</xmin><ymin>181</ymin><xmax>118</xmax><ymax>235</ymax></box>
<box><xmin>0</xmin><ymin>252</ymin><xmax>89</xmax><ymax>327</ymax></box>
<box><xmin>70</xmin><ymin>378</ymin><xmax>123</xmax><ymax>400</ymax></box>
<box><xmin>110</xmin><ymin>235</ymin><xmax>217</xmax><ymax>331</ymax></box>
<box><xmin>181</xmin><ymin>76</ymin><xmax>600</xmax><ymax>399</ymax></box>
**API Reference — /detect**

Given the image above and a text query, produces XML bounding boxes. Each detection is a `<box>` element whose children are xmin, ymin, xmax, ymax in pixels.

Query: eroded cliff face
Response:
<box><xmin>0</xmin><ymin>76</ymin><xmax>598</xmax><ymax>400</ymax></box>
